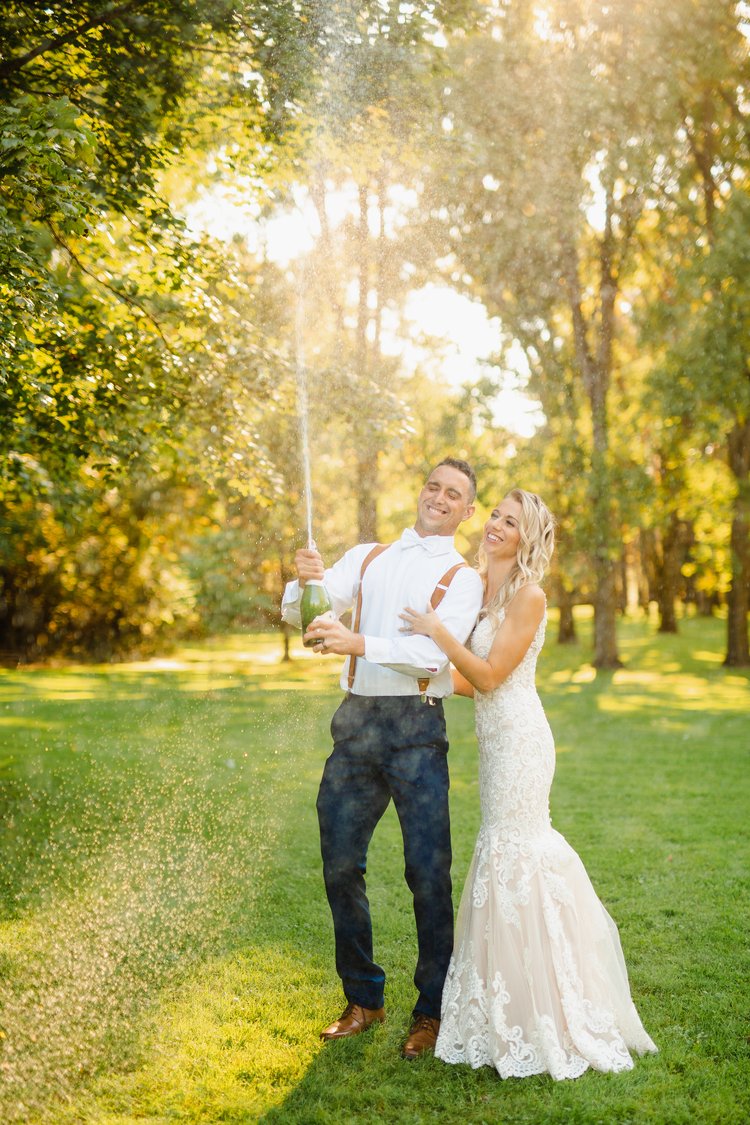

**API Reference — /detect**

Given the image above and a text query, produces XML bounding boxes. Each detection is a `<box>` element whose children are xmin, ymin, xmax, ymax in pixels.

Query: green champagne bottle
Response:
<box><xmin>300</xmin><ymin>580</ymin><xmax>333</xmax><ymax>646</ymax></box>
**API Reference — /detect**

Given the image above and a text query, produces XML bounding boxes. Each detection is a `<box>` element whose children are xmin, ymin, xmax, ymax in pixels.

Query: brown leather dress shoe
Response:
<box><xmin>401</xmin><ymin>1013</ymin><xmax>440</xmax><ymax>1059</ymax></box>
<box><xmin>320</xmin><ymin>1001</ymin><xmax>386</xmax><ymax>1041</ymax></box>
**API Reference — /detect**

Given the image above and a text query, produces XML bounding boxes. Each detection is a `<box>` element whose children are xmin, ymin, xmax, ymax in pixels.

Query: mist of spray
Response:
<box><xmin>295</xmin><ymin>273</ymin><xmax>315</xmax><ymax>551</ymax></box>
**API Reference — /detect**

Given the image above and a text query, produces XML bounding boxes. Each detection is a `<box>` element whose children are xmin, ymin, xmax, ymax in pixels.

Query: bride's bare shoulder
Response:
<box><xmin>506</xmin><ymin>584</ymin><xmax>546</xmax><ymax>622</ymax></box>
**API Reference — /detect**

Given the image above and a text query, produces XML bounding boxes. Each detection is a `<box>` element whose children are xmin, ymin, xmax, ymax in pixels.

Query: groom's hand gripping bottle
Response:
<box><xmin>300</xmin><ymin>580</ymin><xmax>334</xmax><ymax>647</ymax></box>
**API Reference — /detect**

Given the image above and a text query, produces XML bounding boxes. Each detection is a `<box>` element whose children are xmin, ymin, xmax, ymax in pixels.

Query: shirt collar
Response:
<box><xmin>399</xmin><ymin>527</ymin><xmax>455</xmax><ymax>556</ymax></box>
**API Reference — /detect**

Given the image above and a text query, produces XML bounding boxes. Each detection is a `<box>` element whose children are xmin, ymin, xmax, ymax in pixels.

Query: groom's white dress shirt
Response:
<box><xmin>281</xmin><ymin>528</ymin><xmax>484</xmax><ymax>697</ymax></box>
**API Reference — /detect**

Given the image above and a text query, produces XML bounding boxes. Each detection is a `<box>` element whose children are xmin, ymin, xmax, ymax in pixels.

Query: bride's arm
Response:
<box><xmin>400</xmin><ymin>584</ymin><xmax>546</xmax><ymax>694</ymax></box>
<box><xmin>451</xmin><ymin>667</ymin><xmax>475</xmax><ymax>697</ymax></box>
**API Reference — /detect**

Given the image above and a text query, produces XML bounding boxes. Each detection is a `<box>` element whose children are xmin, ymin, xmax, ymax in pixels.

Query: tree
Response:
<box><xmin>419</xmin><ymin>0</ymin><xmax>748</xmax><ymax>664</ymax></box>
<box><xmin>0</xmin><ymin>1</ymin><xmax>316</xmax><ymax>657</ymax></box>
<box><xmin>423</xmin><ymin>1</ymin><xmax>676</xmax><ymax>664</ymax></box>
<box><xmin>642</xmin><ymin>0</ymin><xmax>750</xmax><ymax>663</ymax></box>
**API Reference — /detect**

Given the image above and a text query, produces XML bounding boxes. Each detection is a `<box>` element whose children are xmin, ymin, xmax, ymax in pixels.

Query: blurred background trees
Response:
<box><xmin>1</xmin><ymin>0</ymin><xmax>747</xmax><ymax>665</ymax></box>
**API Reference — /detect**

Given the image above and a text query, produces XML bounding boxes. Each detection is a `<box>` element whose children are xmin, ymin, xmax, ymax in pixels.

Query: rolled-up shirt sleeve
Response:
<box><xmin>364</xmin><ymin>568</ymin><xmax>483</xmax><ymax>680</ymax></box>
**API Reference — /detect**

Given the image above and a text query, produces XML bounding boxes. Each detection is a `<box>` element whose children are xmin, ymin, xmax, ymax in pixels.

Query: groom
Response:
<box><xmin>281</xmin><ymin>458</ymin><xmax>482</xmax><ymax>1058</ymax></box>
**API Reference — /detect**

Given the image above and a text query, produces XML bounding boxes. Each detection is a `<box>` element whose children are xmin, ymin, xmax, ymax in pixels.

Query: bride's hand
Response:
<box><xmin>399</xmin><ymin>605</ymin><xmax>440</xmax><ymax>638</ymax></box>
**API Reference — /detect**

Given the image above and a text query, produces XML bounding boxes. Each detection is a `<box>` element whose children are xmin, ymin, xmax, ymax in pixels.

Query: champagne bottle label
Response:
<box><xmin>301</xmin><ymin>581</ymin><xmax>333</xmax><ymax>646</ymax></box>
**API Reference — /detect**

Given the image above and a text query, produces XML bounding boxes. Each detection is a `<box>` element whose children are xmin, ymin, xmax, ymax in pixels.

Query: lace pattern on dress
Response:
<box><xmin>435</xmin><ymin>610</ymin><xmax>657</xmax><ymax>1080</ymax></box>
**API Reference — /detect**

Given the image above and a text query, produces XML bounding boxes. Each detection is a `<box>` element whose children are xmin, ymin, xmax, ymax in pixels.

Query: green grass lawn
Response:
<box><xmin>0</xmin><ymin>610</ymin><xmax>748</xmax><ymax>1124</ymax></box>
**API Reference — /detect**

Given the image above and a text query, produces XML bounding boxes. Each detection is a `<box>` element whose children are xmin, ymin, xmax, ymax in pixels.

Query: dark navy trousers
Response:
<box><xmin>316</xmin><ymin>693</ymin><xmax>453</xmax><ymax>1020</ymax></box>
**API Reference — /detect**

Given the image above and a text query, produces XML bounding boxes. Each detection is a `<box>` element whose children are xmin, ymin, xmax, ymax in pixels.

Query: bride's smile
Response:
<box><xmin>483</xmin><ymin>498</ymin><xmax>522</xmax><ymax>559</ymax></box>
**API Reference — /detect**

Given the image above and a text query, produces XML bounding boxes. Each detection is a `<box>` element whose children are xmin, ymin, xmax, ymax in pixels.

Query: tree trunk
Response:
<box><xmin>617</xmin><ymin>552</ymin><xmax>628</xmax><ymax>614</ymax></box>
<box><xmin>589</xmin><ymin>442</ymin><xmax>621</xmax><ymax>666</ymax></box>
<box><xmin>681</xmin><ymin>520</ymin><xmax>698</xmax><ymax>611</ymax></box>
<box><xmin>639</xmin><ymin>527</ymin><xmax>657</xmax><ymax>609</ymax></box>
<box><xmin>696</xmin><ymin>591</ymin><xmax>718</xmax><ymax>617</ymax></box>
<box><xmin>281</xmin><ymin>620</ymin><xmax>292</xmax><ymax>663</ymax></box>
<box><xmin>555</xmin><ymin>577</ymin><xmax>577</xmax><ymax>644</ymax></box>
<box><xmin>656</xmin><ymin>513</ymin><xmax>684</xmax><ymax>634</ymax></box>
<box><xmin>278</xmin><ymin>556</ymin><xmax>294</xmax><ymax>661</ymax></box>
<box><xmin>357</xmin><ymin>457</ymin><xmax>378</xmax><ymax>543</ymax></box>
<box><xmin>355</xmin><ymin>181</ymin><xmax>378</xmax><ymax>542</ymax></box>
<box><xmin>725</xmin><ymin>420</ymin><xmax>750</xmax><ymax>666</ymax></box>
<box><xmin>623</xmin><ymin>536</ymin><xmax>645</xmax><ymax>614</ymax></box>
<box><xmin>593</xmin><ymin>556</ymin><xmax>621</xmax><ymax>669</ymax></box>
<box><xmin>591</xmin><ymin>203</ymin><xmax>621</xmax><ymax>668</ymax></box>
<box><xmin>310</xmin><ymin>167</ymin><xmax>346</xmax><ymax>338</ymax></box>
<box><xmin>563</xmin><ymin>230</ymin><xmax>621</xmax><ymax>669</ymax></box>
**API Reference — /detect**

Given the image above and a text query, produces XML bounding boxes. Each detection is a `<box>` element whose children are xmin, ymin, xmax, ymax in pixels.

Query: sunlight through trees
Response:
<box><xmin>1</xmin><ymin>1</ymin><xmax>747</xmax><ymax>664</ymax></box>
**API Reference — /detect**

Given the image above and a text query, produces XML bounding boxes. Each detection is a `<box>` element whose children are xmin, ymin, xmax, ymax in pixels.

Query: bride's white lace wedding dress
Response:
<box><xmin>435</xmin><ymin>609</ymin><xmax>657</xmax><ymax>1079</ymax></box>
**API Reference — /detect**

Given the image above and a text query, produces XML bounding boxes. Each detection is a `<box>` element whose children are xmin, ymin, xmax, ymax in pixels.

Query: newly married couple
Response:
<box><xmin>281</xmin><ymin>457</ymin><xmax>657</xmax><ymax>1078</ymax></box>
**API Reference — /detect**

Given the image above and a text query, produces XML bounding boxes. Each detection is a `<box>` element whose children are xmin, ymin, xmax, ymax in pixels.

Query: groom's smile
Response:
<box><xmin>414</xmin><ymin>465</ymin><xmax>476</xmax><ymax>538</ymax></box>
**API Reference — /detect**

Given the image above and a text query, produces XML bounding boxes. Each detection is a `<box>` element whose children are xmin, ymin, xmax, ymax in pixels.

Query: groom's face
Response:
<box><xmin>414</xmin><ymin>465</ymin><xmax>475</xmax><ymax>538</ymax></box>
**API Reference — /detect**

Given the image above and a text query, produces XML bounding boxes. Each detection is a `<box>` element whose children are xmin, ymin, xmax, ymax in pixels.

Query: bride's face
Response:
<box><xmin>484</xmin><ymin>497</ymin><xmax>523</xmax><ymax>560</ymax></box>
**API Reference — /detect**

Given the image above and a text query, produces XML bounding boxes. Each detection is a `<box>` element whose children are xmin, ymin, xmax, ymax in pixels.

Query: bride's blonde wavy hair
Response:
<box><xmin>478</xmin><ymin>489</ymin><xmax>556</xmax><ymax>623</ymax></box>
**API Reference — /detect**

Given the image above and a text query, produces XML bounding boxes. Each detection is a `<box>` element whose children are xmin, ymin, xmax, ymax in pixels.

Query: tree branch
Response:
<box><xmin>717</xmin><ymin>85</ymin><xmax>750</xmax><ymax>157</ymax></box>
<box><xmin>0</xmin><ymin>1</ymin><xmax>147</xmax><ymax>81</ymax></box>
<box><xmin>597</xmin><ymin>187</ymin><xmax>617</xmax><ymax>387</ymax></box>
<box><xmin>561</xmin><ymin>240</ymin><xmax>597</xmax><ymax>402</ymax></box>
<box><xmin>680</xmin><ymin>98</ymin><xmax>718</xmax><ymax>241</ymax></box>
<box><xmin>47</xmin><ymin>222</ymin><xmax>176</xmax><ymax>354</ymax></box>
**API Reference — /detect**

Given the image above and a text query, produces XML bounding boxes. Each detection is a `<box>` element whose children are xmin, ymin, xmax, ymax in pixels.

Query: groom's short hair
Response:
<box><xmin>432</xmin><ymin>457</ymin><xmax>477</xmax><ymax>502</ymax></box>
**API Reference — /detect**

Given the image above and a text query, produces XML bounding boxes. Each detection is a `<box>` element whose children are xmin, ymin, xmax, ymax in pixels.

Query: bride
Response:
<box><xmin>400</xmin><ymin>488</ymin><xmax>657</xmax><ymax>1080</ymax></box>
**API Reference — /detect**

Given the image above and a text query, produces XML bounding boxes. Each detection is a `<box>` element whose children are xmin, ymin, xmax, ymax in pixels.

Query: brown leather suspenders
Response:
<box><xmin>416</xmin><ymin>561</ymin><xmax>468</xmax><ymax>700</ymax></box>
<box><xmin>346</xmin><ymin>544</ymin><xmax>468</xmax><ymax>697</ymax></box>
<box><xmin>346</xmin><ymin>544</ymin><xmax>390</xmax><ymax>691</ymax></box>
